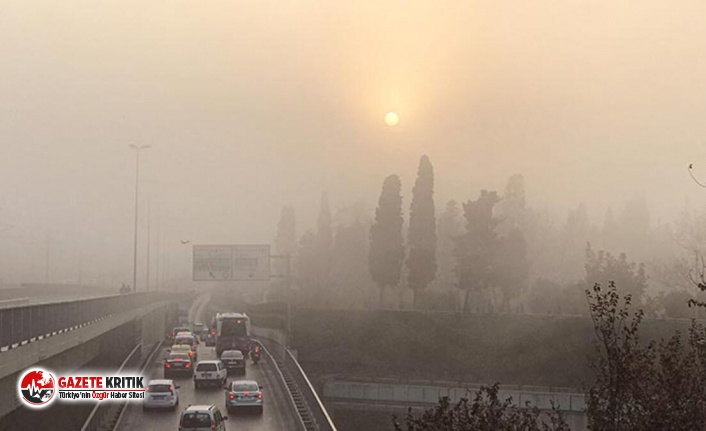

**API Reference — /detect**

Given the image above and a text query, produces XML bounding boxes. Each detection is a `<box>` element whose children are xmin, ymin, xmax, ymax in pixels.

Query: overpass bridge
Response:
<box><xmin>0</xmin><ymin>293</ymin><xmax>338</xmax><ymax>431</ymax></box>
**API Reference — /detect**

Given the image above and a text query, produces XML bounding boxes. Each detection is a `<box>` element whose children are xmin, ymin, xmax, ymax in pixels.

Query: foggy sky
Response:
<box><xmin>2</xmin><ymin>0</ymin><xmax>706</xmax><ymax>286</ymax></box>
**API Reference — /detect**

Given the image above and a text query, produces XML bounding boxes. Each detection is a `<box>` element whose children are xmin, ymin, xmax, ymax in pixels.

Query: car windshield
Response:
<box><xmin>175</xmin><ymin>337</ymin><xmax>193</xmax><ymax>345</ymax></box>
<box><xmin>147</xmin><ymin>384</ymin><xmax>172</xmax><ymax>393</ymax></box>
<box><xmin>197</xmin><ymin>363</ymin><xmax>217</xmax><ymax>371</ymax></box>
<box><xmin>232</xmin><ymin>383</ymin><xmax>259</xmax><ymax>392</ymax></box>
<box><xmin>182</xmin><ymin>412</ymin><xmax>211</xmax><ymax>427</ymax></box>
<box><xmin>222</xmin><ymin>351</ymin><xmax>242</xmax><ymax>358</ymax></box>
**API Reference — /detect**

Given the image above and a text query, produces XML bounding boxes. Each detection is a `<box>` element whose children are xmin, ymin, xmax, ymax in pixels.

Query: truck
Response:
<box><xmin>213</xmin><ymin>312</ymin><xmax>251</xmax><ymax>357</ymax></box>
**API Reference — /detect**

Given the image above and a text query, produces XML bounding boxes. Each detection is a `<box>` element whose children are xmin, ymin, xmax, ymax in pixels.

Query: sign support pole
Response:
<box><xmin>286</xmin><ymin>253</ymin><xmax>292</xmax><ymax>351</ymax></box>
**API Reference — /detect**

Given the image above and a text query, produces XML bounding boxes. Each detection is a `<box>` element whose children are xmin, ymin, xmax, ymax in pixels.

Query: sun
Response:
<box><xmin>385</xmin><ymin>112</ymin><xmax>400</xmax><ymax>127</ymax></box>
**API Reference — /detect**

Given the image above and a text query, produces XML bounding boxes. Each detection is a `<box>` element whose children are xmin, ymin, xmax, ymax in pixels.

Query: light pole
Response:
<box><xmin>130</xmin><ymin>144</ymin><xmax>151</xmax><ymax>293</ymax></box>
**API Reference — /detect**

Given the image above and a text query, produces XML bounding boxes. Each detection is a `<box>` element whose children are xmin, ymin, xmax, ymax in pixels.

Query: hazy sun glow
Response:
<box><xmin>385</xmin><ymin>112</ymin><xmax>400</xmax><ymax>127</ymax></box>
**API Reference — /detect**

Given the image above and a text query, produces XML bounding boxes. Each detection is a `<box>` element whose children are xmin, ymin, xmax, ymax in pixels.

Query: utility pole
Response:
<box><xmin>129</xmin><ymin>144</ymin><xmax>151</xmax><ymax>293</ymax></box>
<box><xmin>146</xmin><ymin>199</ymin><xmax>151</xmax><ymax>291</ymax></box>
<box><xmin>286</xmin><ymin>253</ymin><xmax>292</xmax><ymax>348</ymax></box>
<box><xmin>44</xmin><ymin>233</ymin><xmax>50</xmax><ymax>285</ymax></box>
<box><xmin>155</xmin><ymin>206</ymin><xmax>161</xmax><ymax>291</ymax></box>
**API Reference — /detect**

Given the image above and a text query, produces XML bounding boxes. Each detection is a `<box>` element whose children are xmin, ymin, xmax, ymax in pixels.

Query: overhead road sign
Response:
<box><xmin>193</xmin><ymin>244</ymin><xmax>270</xmax><ymax>281</ymax></box>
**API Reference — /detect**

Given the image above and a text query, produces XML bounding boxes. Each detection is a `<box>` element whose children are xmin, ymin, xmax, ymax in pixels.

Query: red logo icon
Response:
<box><xmin>18</xmin><ymin>369</ymin><xmax>56</xmax><ymax>407</ymax></box>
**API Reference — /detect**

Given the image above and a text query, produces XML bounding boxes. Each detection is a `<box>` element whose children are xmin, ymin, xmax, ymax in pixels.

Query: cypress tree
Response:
<box><xmin>407</xmin><ymin>155</ymin><xmax>437</xmax><ymax>309</ymax></box>
<box><xmin>369</xmin><ymin>175</ymin><xmax>405</xmax><ymax>308</ymax></box>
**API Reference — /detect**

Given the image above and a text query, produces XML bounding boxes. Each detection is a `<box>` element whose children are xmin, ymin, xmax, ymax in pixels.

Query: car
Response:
<box><xmin>171</xmin><ymin>343</ymin><xmax>197</xmax><ymax>363</ymax></box>
<box><xmin>175</xmin><ymin>333</ymin><xmax>198</xmax><ymax>351</ymax></box>
<box><xmin>193</xmin><ymin>360</ymin><xmax>227</xmax><ymax>389</ymax></box>
<box><xmin>192</xmin><ymin>322</ymin><xmax>206</xmax><ymax>338</ymax></box>
<box><xmin>220</xmin><ymin>350</ymin><xmax>246</xmax><ymax>375</ymax></box>
<box><xmin>224</xmin><ymin>380</ymin><xmax>264</xmax><ymax>414</ymax></box>
<box><xmin>143</xmin><ymin>379</ymin><xmax>179</xmax><ymax>411</ymax></box>
<box><xmin>164</xmin><ymin>352</ymin><xmax>193</xmax><ymax>377</ymax></box>
<box><xmin>178</xmin><ymin>405</ymin><xmax>228</xmax><ymax>431</ymax></box>
<box><xmin>171</xmin><ymin>326</ymin><xmax>192</xmax><ymax>342</ymax></box>
<box><xmin>203</xmin><ymin>331</ymin><xmax>216</xmax><ymax>347</ymax></box>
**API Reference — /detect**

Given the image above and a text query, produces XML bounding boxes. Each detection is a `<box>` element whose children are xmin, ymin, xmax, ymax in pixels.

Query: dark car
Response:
<box><xmin>203</xmin><ymin>330</ymin><xmax>216</xmax><ymax>347</ymax></box>
<box><xmin>220</xmin><ymin>350</ymin><xmax>246</xmax><ymax>375</ymax></box>
<box><xmin>164</xmin><ymin>352</ymin><xmax>193</xmax><ymax>378</ymax></box>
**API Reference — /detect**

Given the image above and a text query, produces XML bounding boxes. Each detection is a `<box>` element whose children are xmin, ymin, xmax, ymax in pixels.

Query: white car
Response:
<box><xmin>178</xmin><ymin>405</ymin><xmax>228</xmax><ymax>431</ymax></box>
<box><xmin>194</xmin><ymin>360</ymin><xmax>227</xmax><ymax>389</ymax></box>
<box><xmin>142</xmin><ymin>379</ymin><xmax>179</xmax><ymax>411</ymax></box>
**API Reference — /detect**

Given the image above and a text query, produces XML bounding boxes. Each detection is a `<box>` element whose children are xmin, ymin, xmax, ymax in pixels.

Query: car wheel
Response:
<box><xmin>194</xmin><ymin>381</ymin><xmax>200</xmax><ymax>389</ymax></box>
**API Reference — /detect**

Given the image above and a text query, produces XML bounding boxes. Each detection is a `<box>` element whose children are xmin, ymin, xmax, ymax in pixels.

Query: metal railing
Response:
<box><xmin>0</xmin><ymin>293</ymin><xmax>165</xmax><ymax>350</ymax></box>
<box><xmin>258</xmin><ymin>338</ymin><xmax>308</xmax><ymax>431</ymax></box>
<box><xmin>81</xmin><ymin>340</ymin><xmax>163</xmax><ymax>431</ymax></box>
<box><xmin>284</xmin><ymin>349</ymin><xmax>338</xmax><ymax>430</ymax></box>
<box><xmin>0</xmin><ymin>298</ymin><xmax>30</xmax><ymax>309</ymax></box>
<box><xmin>251</xmin><ymin>326</ymin><xmax>337</xmax><ymax>431</ymax></box>
<box><xmin>323</xmin><ymin>380</ymin><xmax>587</xmax><ymax>412</ymax></box>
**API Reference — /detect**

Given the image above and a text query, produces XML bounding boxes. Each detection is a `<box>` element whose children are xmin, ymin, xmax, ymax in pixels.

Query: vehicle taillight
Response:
<box><xmin>211</xmin><ymin>329</ymin><xmax>215</xmax><ymax>335</ymax></box>
<box><xmin>165</xmin><ymin>363</ymin><xmax>172</xmax><ymax>368</ymax></box>
<box><xmin>185</xmin><ymin>362</ymin><xmax>191</xmax><ymax>368</ymax></box>
<box><xmin>258</xmin><ymin>393</ymin><xmax>262</xmax><ymax>399</ymax></box>
<box><xmin>211</xmin><ymin>421</ymin><xmax>216</xmax><ymax>430</ymax></box>
<box><xmin>229</xmin><ymin>393</ymin><xmax>235</xmax><ymax>400</ymax></box>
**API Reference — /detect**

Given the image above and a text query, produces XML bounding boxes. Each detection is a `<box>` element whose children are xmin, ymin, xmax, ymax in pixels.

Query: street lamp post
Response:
<box><xmin>130</xmin><ymin>144</ymin><xmax>151</xmax><ymax>293</ymax></box>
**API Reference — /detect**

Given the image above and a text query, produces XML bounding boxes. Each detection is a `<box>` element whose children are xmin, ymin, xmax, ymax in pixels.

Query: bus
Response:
<box><xmin>213</xmin><ymin>312</ymin><xmax>251</xmax><ymax>357</ymax></box>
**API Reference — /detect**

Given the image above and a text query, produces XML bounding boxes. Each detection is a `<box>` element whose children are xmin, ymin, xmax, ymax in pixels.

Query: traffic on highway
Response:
<box><xmin>117</xmin><ymin>299</ymin><xmax>301</xmax><ymax>431</ymax></box>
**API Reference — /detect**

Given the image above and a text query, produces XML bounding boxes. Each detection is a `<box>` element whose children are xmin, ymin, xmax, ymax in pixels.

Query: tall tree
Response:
<box><xmin>584</xmin><ymin>243</ymin><xmax>648</xmax><ymax>302</ymax></box>
<box><xmin>435</xmin><ymin>200</ymin><xmax>463</xmax><ymax>293</ymax></box>
<box><xmin>455</xmin><ymin>190</ymin><xmax>500</xmax><ymax>311</ymax></box>
<box><xmin>315</xmin><ymin>192</ymin><xmax>333</xmax><ymax>304</ymax></box>
<box><xmin>557</xmin><ymin>203</ymin><xmax>594</xmax><ymax>283</ymax></box>
<box><xmin>407</xmin><ymin>155</ymin><xmax>437</xmax><ymax>309</ymax></box>
<box><xmin>275</xmin><ymin>205</ymin><xmax>297</xmax><ymax>258</ymax></box>
<box><xmin>317</xmin><ymin>192</ymin><xmax>333</xmax><ymax>257</ymax></box>
<box><xmin>494</xmin><ymin>228</ymin><xmax>530</xmax><ymax>311</ymax></box>
<box><xmin>369</xmin><ymin>175</ymin><xmax>405</xmax><ymax>309</ymax></box>
<box><xmin>497</xmin><ymin>173</ymin><xmax>526</xmax><ymax>235</ymax></box>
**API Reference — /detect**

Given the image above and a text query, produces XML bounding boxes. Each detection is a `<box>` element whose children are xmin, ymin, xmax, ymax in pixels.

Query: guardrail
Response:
<box><xmin>0</xmin><ymin>293</ymin><xmax>165</xmax><ymax>350</ymax></box>
<box><xmin>251</xmin><ymin>326</ymin><xmax>337</xmax><ymax>431</ymax></box>
<box><xmin>0</xmin><ymin>298</ymin><xmax>30</xmax><ymax>309</ymax></box>
<box><xmin>258</xmin><ymin>338</ymin><xmax>308</xmax><ymax>431</ymax></box>
<box><xmin>81</xmin><ymin>340</ymin><xmax>163</xmax><ymax>431</ymax></box>
<box><xmin>323</xmin><ymin>380</ymin><xmax>586</xmax><ymax>412</ymax></box>
<box><xmin>284</xmin><ymin>349</ymin><xmax>338</xmax><ymax>430</ymax></box>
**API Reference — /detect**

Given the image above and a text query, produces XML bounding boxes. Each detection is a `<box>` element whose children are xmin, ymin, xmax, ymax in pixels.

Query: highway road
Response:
<box><xmin>118</xmin><ymin>295</ymin><xmax>302</xmax><ymax>431</ymax></box>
